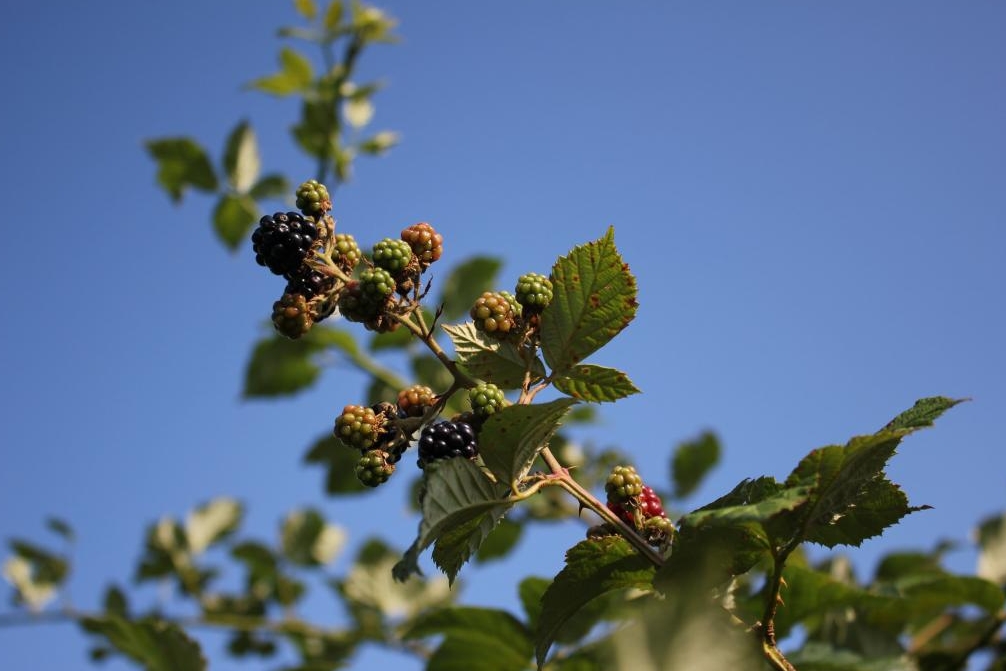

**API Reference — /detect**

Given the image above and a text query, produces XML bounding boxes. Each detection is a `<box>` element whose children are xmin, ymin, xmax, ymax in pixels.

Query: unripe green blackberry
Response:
<box><xmin>498</xmin><ymin>290</ymin><xmax>523</xmax><ymax>317</ymax></box>
<box><xmin>605</xmin><ymin>465</ymin><xmax>644</xmax><ymax>501</ymax></box>
<box><xmin>397</xmin><ymin>385</ymin><xmax>436</xmax><ymax>418</ymax></box>
<box><xmin>272</xmin><ymin>292</ymin><xmax>313</xmax><ymax>340</ymax></box>
<box><xmin>331</xmin><ymin>233</ymin><xmax>361</xmax><ymax>272</ymax></box>
<box><xmin>337</xmin><ymin>281</ymin><xmax>372</xmax><ymax>323</ymax></box>
<box><xmin>642</xmin><ymin>516</ymin><xmax>676</xmax><ymax>547</ymax></box>
<box><xmin>468</xmin><ymin>383</ymin><xmax>505</xmax><ymax>419</ymax></box>
<box><xmin>470</xmin><ymin>291</ymin><xmax>516</xmax><ymax>336</ymax></box>
<box><xmin>372</xmin><ymin>238</ymin><xmax>414</xmax><ymax>274</ymax></box>
<box><xmin>359</xmin><ymin>267</ymin><xmax>396</xmax><ymax>303</ymax></box>
<box><xmin>515</xmin><ymin>272</ymin><xmax>554</xmax><ymax>312</ymax></box>
<box><xmin>355</xmin><ymin>450</ymin><xmax>395</xmax><ymax>487</ymax></box>
<box><xmin>295</xmin><ymin>179</ymin><xmax>332</xmax><ymax>216</ymax></box>
<box><xmin>401</xmin><ymin>222</ymin><xmax>443</xmax><ymax>268</ymax></box>
<box><xmin>334</xmin><ymin>404</ymin><xmax>386</xmax><ymax>450</ymax></box>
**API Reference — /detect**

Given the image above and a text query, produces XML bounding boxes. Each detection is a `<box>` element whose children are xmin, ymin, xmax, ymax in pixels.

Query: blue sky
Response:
<box><xmin>1</xmin><ymin>2</ymin><xmax>1004</xmax><ymax>669</ymax></box>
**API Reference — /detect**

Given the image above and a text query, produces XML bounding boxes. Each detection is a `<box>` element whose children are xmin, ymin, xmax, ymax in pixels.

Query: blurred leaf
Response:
<box><xmin>443</xmin><ymin>322</ymin><xmax>545</xmax><ymax>389</ymax></box>
<box><xmin>293</xmin><ymin>99</ymin><xmax>337</xmax><ymax>159</ymax></box>
<box><xmin>46</xmin><ymin>517</ymin><xmax>75</xmax><ymax>542</ymax></box>
<box><xmin>540</xmin><ymin>227</ymin><xmax>638</xmax><ymax>375</ymax></box>
<box><xmin>976</xmin><ymin>511</ymin><xmax>1006</xmax><ymax>585</ymax></box>
<box><xmin>883</xmin><ymin>396</ymin><xmax>966</xmax><ymax>431</ymax></box>
<box><xmin>8</xmin><ymin>540</ymin><xmax>68</xmax><ymax>586</ymax></box>
<box><xmin>3</xmin><ymin>554</ymin><xmax>57</xmax><ymax>611</ymax></box>
<box><xmin>342</xmin><ymin>547</ymin><xmax>451</xmax><ymax>621</ymax></box>
<box><xmin>223</xmin><ymin>120</ymin><xmax>261</xmax><ymax>193</ymax></box>
<box><xmin>135</xmin><ymin>518</ymin><xmax>187</xmax><ymax>583</ymax></box>
<box><xmin>479</xmin><ymin>398</ymin><xmax>577</xmax><ymax>484</ymax></box>
<box><xmin>145</xmin><ymin>137</ymin><xmax>218</xmax><ymax>203</ymax></box>
<box><xmin>226</xmin><ymin>630</ymin><xmax>277</xmax><ymax>658</ymax></box>
<box><xmin>212</xmin><ymin>194</ymin><xmax>258</xmax><ymax>250</ymax></box>
<box><xmin>437</xmin><ymin>256</ymin><xmax>502</xmax><ymax>321</ymax></box>
<box><xmin>104</xmin><ymin>585</ymin><xmax>129</xmax><ymax>618</ymax></box>
<box><xmin>281</xmin><ymin>508</ymin><xmax>346</xmax><ymax>566</ymax></box>
<box><xmin>185</xmin><ymin>497</ymin><xmax>243</xmax><ymax>555</ymax></box>
<box><xmin>552</xmin><ymin>364</ymin><xmax>639</xmax><ymax>403</ymax></box>
<box><xmin>412</xmin><ymin>353</ymin><xmax>454</xmax><ymax>395</ymax></box>
<box><xmin>334</xmin><ymin>145</ymin><xmax>354</xmax><ymax>182</ymax></box>
<box><xmin>475</xmin><ymin>518</ymin><xmax>523</xmax><ymax>563</ymax></box>
<box><xmin>293</xmin><ymin>0</ymin><xmax>317</xmax><ymax>21</ymax></box>
<box><xmin>519</xmin><ymin>577</ymin><xmax>550</xmax><ymax>631</ymax></box>
<box><xmin>323</xmin><ymin>0</ymin><xmax>344</xmax><ymax>31</ymax></box>
<box><xmin>369</xmin><ymin>318</ymin><xmax>415</xmax><ymax>351</ymax></box>
<box><xmin>281</xmin><ymin>623</ymin><xmax>358</xmax><ymax>669</ymax></box>
<box><xmin>776</xmin><ymin>642</ymin><xmax>916</xmax><ymax>671</ymax></box>
<box><xmin>535</xmin><ymin>537</ymin><xmax>655</xmax><ymax>667</ymax></box>
<box><xmin>304</xmin><ymin>434</ymin><xmax>370</xmax><ymax>496</ymax></box>
<box><xmin>243</xmin><ymin>326</ymin><xmax>356</xmax><ymax>398</ymax></box>
<box><xmin>670</xmin><ymin>431</ymin><xmax>720</xmax><ymax>500</ymax></box>
<box><xmin>403</xmin><ymin>607</ymin><xmax>533</xmax><ymax>671</ymax></box>
<box><xmin>358</xmin><ymin>131</ymin><xmax>399</xmax><ymax>155</ymax></box>
<box><xmin>249</xmin><ymin>47</ymin><xmax>314</xmax><ymax>96</ymax></box>
<box><xmin>80</xmin><ymin>616</ymin><xmax>206</xmax><ymax>671</ymax></box>
<box><xmin>344</xmin><ymin>98</ymin><xmax>374</xmax><ymax>128</ymax></box>
<box><xmin>394</xmin><ymin>459</ymin><xmax>511</xmax><ymax>583</ymax></box>
<box><xmin>249</xmin><ymin>174</ymin><xmax>290</xmax><ymax>201</ymax></box>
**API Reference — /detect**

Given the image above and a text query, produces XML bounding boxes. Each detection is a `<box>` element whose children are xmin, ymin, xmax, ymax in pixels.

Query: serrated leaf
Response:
<box><xmin>443</xmin><ymin>321</ymin><xmax>545</xmax><ymax>389</ymax></box>
<box><xmin>293</xmin><ymin>0</ymin><xmax>317</xmax><ymax>20</ymax></box>
<box><xmin>535</xmin><ymin>537</ymin><xmax>655</xmax><ymax>668</ymax></box>
<box><xmin>976</xmin><ymin>511</ymin><xmax>1006</xmax><ymax>585</ymax></box>
<box><xmin>80</xmin><ymin>616</ymin><xmax>206</xmax><ymax>671</ymax></box>
<box><xmin>670</xmin><ymin>431</ymin><xmax>720</xmax><ymax>500</ymax></box>
<box><xmin>249</xmin><ymin>47</ymin><xmax>314</xmax><ymax>96</ymax></box>
<box><xmin>540</xmin><ymin>227</ymin><xmax>638</xmax><ymax>375</ymax></box>
<box><xmin>249</xmin><ymin>174</ymin><xmax>289</xmax><ymax>201</ymax></box>
<box><xmin>46</xmin><ymin>517</ymin><xmax>75</xmax><ymax>542</ymax></box>
<box><xmin>145</xmin><ymin>138</ymin><xmax>218</xmax><ymax>203</ymax></box>
<box><xmin>475</xmin><ymin>518</ymin><xmax>523</xmax><ymax>563</ymax></box>
<box><xmin>403</xmin><ymin>607</ymin><xmax>533</xmax><ymax>671</ymax></box>
<box><xmin>281</xmin><ymin>509</ymin><xmax>345</xmax><ymax>566</ymax></box>
<box><xmin>243</xmin><ymin>326</ymin><xmax>355</xmax><ymax>398</ymax></box>
<box><xmin>185</xmin><ymin>497</ymin><xmax>243</xmax><ymax>555</ymax></box>
<box><xmin>303</xmin><ymin>434</ymin><xmax>371</xmax><ymax>495</ymax></box>
<box><xmin>222</xmin><ymin>121</ymin><xmax>261</xmax><ymax>193</ymax></box>
<box><xmin>437</xmin><ymin>256</ymin><xmax>502</xmax><ymax>321</ymax></box>
<box><xmin>805</xmin><ymin>478</ymin><xmax>927</xmax><ymax>548</ymax></box>
<box><xmin>213</xmin><ymin>194</ymin><xmax>258</xmax><ymax>250</ymax></box>
<box><xmin>393</xmin><ymin>459</ymin><xmax>511</xmax><ymax>584</ymax></box>
<box><xmin>323</xmin><ymin>0</ymin><xmax>344</xmax><ymax>31</ymax></box>
<box><xmin>552</xmin><ymin>364</ymin><xmax>639</xmax><ymax>403</ymax></box>
<box><xmin>478</xmin><ymin>399</ymin><xmax>577</xmax><ymax>484</ymax></box>
<box><xmin>681</xmin><ymin>483</ymin><xmax>811</xmax><ymax>528</ymax></box>
<box><xmin>883</xmin><ymin>396</ymin><xmax>965</xmax><ymax>431</ymax></box>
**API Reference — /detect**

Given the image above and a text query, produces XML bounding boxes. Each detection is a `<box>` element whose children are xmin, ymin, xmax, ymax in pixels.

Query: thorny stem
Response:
<box><xmin>392</xmin><ymin>312</ymin><xmax>477</xmax><ymax>390</ymax></box>
<box><xmin>759</xmin><ymin>543</ymin><xmax>799</xmax><ymax>671</ymax></box>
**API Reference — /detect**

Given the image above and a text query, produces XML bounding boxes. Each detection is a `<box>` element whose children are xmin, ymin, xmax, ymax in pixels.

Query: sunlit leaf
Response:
<box><xmin>145</xmin><ymin>137</ymin><xmax>218</xmax><ymax>203</ymax></box>
<box><xmin>670</xmin><ymin>431</ymin><xmax>720</xmax><ymax>501</ymax></box>
<box><xmin>185</xmin><ymin>497</ymin><xmax>243</xmax><ymax>555</ymax></box>
<box><xmin>222</xmin><ymin>120</ymin><xmax>261</xmax><ymax>193</ymax></box>
<box><xmin>478</xmin><ymin>398</ymin><xmax>577</xmax><ymax>484</ymax></box>
<box><xmin>443</xmin><ymin>322</ymin><xmax>545</xmax><ymax>390</ymax></box>
<box><xmin>213</xmin><ymin>194</ymin><xmax>258</xmax><ymax>250</ymax></box>
<box><xmin>552</xmin><ymin>364</ymin><xmax>639</xmax><ymax>403</ymax></box>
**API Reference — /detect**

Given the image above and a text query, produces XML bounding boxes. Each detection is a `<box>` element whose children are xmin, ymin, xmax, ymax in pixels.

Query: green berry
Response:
<box><xmin>334</xmin><ymin>404</ymin><xmax>386</xmax><ymax>450</ymax></box>
<box><xmin>468</xmin><ymin>382</ymin><xmax>505</xmax><ymax>419</ymax></box>
<box><xmin>295</xmin><ymin>179</ymin><xmax>332</xmax><ymax>216</ymax></box>
<box><xmin>337</xmin><ymin>282</ymin><xmax>373</xmax><ymax>322</ymax></box>
<box><xmin>272</xmin><ymin>293</ymin><xmax>313</xmax><ymax>340</ymax></box>
<box><xmin>372</xmin><ymin>238</ymin><xmax>413</xmax><ymax>274</ymax></box>
<box><xmin>359</xmin><ymin>267</ymin><xmax>396</xmax><ymax>302</ymax></box>
<box><xmin>331</xmin><ymin>233</ymin><xmax>361</xmax><ymax>272</ymax></box>
<box><xmin>398</xmin><ymin>385</ymin><xmax>436</xmax><ymax>417</ymax></box>
<box><xmin>515</xmin><ymin>272</ymin><xmax>553</xmax><ymax>312</ymax></box>
<box><xmin>401</xmin><ymin>222</ymin><xmax>443</xmax><ymax>267</ymax></box>
<box><xmin>604</xmin><ymin>465</ymin><xmax>643</xmax><ymax>501</ymax></box>
<box><xmin>470</xmin><ymin>291</ymin><xmax>516</xmax><ymax>337</ymax></box>
<box><xmin>355</xmin><ymin>450</ymin><xmax>395</xmax><ymax>487</ymax></box>
<box><xmin>643</xmin><ymin>516</ymin><xmax>676</xmax><ymax>547</ymax></box>
<box><xmin>498</xmin><ymin>290</ymin><xmax>523</xmax><ymax>317</ymax></box>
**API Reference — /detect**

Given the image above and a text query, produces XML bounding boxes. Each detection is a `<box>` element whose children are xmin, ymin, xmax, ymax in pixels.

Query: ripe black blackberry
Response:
<box><xmin>417</xmin><ymin>421</ymin><xmax>478</xmax><ymax>468</ymax></box>
<box><xmin>252</xmin><ymin>212</ymin><xmax>321</xmax><ymax>278</ymax></box>
<box><xmin>285</xmin><ymin>265</ymin><xmax>334</xmax><ymax>299</ymax></box>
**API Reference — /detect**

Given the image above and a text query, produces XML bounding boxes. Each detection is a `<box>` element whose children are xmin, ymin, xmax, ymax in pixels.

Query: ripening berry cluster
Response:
<box><xmin>470</xmin><ymin>272</ymin><xmax>554</xmax><ymax>340</ymax></box>
<box><xmin>602</xmin><ymin>465</ymin><xmax>674</xmax><ymax>548</ymax></box>
<box><xmin>250</xmin><ymin>179</ymin><xmax>445</xmax><ymax>340</ymax></box>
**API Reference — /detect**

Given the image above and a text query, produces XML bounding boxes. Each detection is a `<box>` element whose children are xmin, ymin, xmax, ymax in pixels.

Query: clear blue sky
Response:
<box><xmin>1</xmin><ymin>2</ymin><xmax>1004</xmax><ymax>669</ymax></box>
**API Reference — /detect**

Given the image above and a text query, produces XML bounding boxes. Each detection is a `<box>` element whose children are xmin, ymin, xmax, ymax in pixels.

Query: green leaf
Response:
<box><xmin>222</xmin><ymin>120</ymin><xmax>261</xmax><ymax>193</ymax></box>
<box><xmin>293</xmin><ymin>99</ymin><xmax>338</xmax><ymax>159</ymax></box>
<box><xmin>394</xmin><ymin>459</ymin><xmax>511</xmax><ymax>584</ymax></box>
<box><xmin>184</xmin><ymin>497</ymin><xmax>243</xmax><ymax>555</ymax></box>
<box><xmin>475</xmin><ymin>518</ymin><xmax>523</xmax><ymax>563</ymax></box>
<box><xmin>145</xmin><ymin>138</ymin><xmax>218</xmax><ymax>203</ymax></box>
<box><xmin>478</xmin><ymin>398</ymin><xmax>578</xmax><ymax>484</ymax></box>
<box><xmin>46</xmin><ymin>517</ymin><xmax>75</xmax><ymax>542</ymax></box>
<box><xmin>8</xmin><ymin>540</ymin><xmax>68</xmax><ymax>585</ymax></box>
<box><xmin>249</xmin><ymin>174</ymin><xmax>290</xmax><ymax>201</ymax></box>
<box><xmin>103</xmin><ymin>586</ymin><xmax>129</xmax><ymax>617</ymax></box>
<box><xmin>340</xmin><ymin>541</ymin><xmax>451</xmax><ymax>621</ymax></box>
<box><xmin>249</xmin><ymin>47</ymin><xmax>314</xmax><ymax>96</ymax></box>
<box><xmin>411</xmin><ymin>353</ymin><xmax>454</xmax><ymax>394</ymax></box>
<box><xmin>540</xmin><ymin>227</ymin><xmax>638</xmax><ymax>375</ymax></box>
<box><xmin>891</xmin><ymin>573</ymin><xmax>1005</xmax><ymax>617</ymax></box>
<box><xmin>80</xmin><ymin>617</ymin><xmax>206</xmax><ymax>671</ymax></box>
<box><xmin>976</xmin><ymin>511</ymin><xmax>1006</xmax><ymax>585</ymax></box>
<box><xmin>519</xmin><ymin>577</ymin><xmax>550</xmax><ymax>631</ymax></box>
<box><xmin>3</xmin><ymin>539</ymin><xmax>68</xmax><ymax>611</ymax></box>
<box><xmin>443</xmin><ymin>321</ymin><xmax>546</xmax><ymax>389</ymax></box>
<box><xmin>805</xmin><ymin>478</ymin><xmax>927</xmax><ymax>548</ymax></box>
<box><xmin>280</xmin><ymin>508</ymin><xmax>345</xmax><ymax>566</ymax></box>
<box><xmin>403</xmin><ymin>607</ymin><xmax>533</xmax><ymax>671</ymax></box>
<box><xmin>552</xmin><ymin>364</ymin><xmax>639</xmax><ymax>403</ymax></box>
<box><xmin>535</xmin><ymin>537</ymin><xmax>655</xmax><ymax>668</ymax></box>
<box><xmin>787</xmin><ymin>642</ymin><xmax>917</xmax><ymax>671</ymax></box>
<box><xmin>437</xmin><ymin>256</ymin><xmax>502</xmax><ymax>321</ymax></box>
<box><xmin>681</xmin><ymin>483</ymin><xmax>811</xmax><ymax>528</ymax></box>
<box><xmin>243</xmin><ymin>326</ymin><xmax>355</xmax><ymax>398</ymax></box>
<box><xmin>670</xmin><ymin>431</ymin><xmax>721</xmax><ymax>500</ymax></box>
<box><xmin>303</xmin><ymin>434</ymin><xmax>371</xmax><ymax>495</ymax></box>
<box><xmin>323</xmin><ymin>0</ymin><xmax>344</xmax><ymax>31</ymax></box>
<box><xmin>358</xmin><ymin>131</ymin><xmax>399</xmax><ymax>155</ymax></box>
<box><xmin>293</xmin><ymin>0</ymin><xmax>317</xmax><ymax>20</ymax></box>
<box><xmin>212</xmin><ymin>194</ymin><xmax>258</xmax><ymax>250</ymax></box>
<box><xmin>883</xmin><ymin>396</ymin><xmax>965</xmax><ymax>431</ymax></box>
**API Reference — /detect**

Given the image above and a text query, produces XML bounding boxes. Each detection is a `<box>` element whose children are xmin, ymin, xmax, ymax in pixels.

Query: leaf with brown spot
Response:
<box><xmin>553</xmin><ymin>364</ymin><xmax>640</xmax><ymax>403</ymax></box>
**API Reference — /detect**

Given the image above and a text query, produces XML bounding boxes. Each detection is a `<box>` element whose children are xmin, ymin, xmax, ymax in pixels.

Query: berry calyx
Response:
<box><xmin>252</xmin><ymin>212</ymin><xmax>320</xmax><ymax>278</ymax></box>
<box><xmin>372</xmin><ymin>238</ymin><xmax>414</xmax><ymax>274</ymax></box>
<box><xmin>334</xmin><ymin>404</ymin><xmax>386</xmax><ymax>451</ymax></box>
<box><xmin>605</xmin><ymin>465</ymin><xmax>643</xmax><ymax>502</ymax></box>
<box><xmin>401</xmin><ymin>222</ymin><xmax>443</xmax><ymax>268</ymax></box>
<box><xmin>515</xmin><ymin>272</ymin><xmax>554</xmax><ymax>312</ymax></box>
<box><xmin>470</xmin><ymin>291</ymin><xmax>516</xmax><ymax>337</ymax></box>
<box><xmin>272</xmin><ymin>293</ymin><xmax>313</xmax><ymax>340</ymax></box>
<box><xmin>295</xmin><ymin>179</ymin><xmax>332</xmax><ymax>217</ymax></box>
<box><xmin>355</xmin><ymin>450</ymin><xmax>394</xmax><ymax>487</ymax></box>
<box><xmin>331</xmin><ymin>233</ymin><xmax>362</xmax><ymax>272</ymax></box>
<box><xmin>397</xmin><ymin>385</ymin><xmax>436</xmax><ymax>418</ymax></box>
<box><xmin>417</xmin><ymin>421</ymin><xmax>478</xmax><ymax>468</ymax></box>
<box><xmin>468</xmin><ymin>382</ymin><xmax>505</xmax><ymax>419</ymax></box>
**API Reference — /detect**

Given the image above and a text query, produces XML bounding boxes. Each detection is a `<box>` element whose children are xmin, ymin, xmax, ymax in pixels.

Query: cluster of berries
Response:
<box><xmin>470</xmin><ymin>272</ymin><xmax>554</xmax><ymax>339</ymax></box>
<box><xmin>596</xmin><ymin>465</ymin><xmax>675</xmax><ymax>548</ymax></box>
<box><xmin>251</xmin><ymin>179</ymin><xmax>444</xmax><ymax>340</ymax></box>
